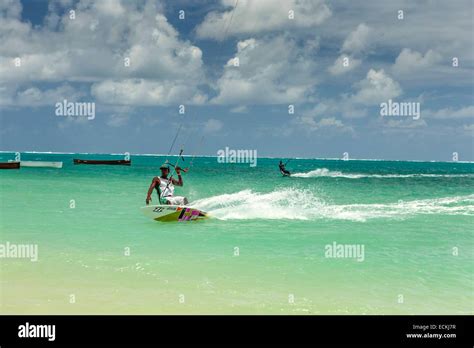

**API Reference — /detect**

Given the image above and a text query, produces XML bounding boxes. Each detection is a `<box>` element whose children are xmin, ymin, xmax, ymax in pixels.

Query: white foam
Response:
<box><xmin>291</xmin><ymin>168</ymin><xmax>474</xmax><ymax>179</ymax></box>
<box><xmin>192</xmin><ymin>189</ymin><xmax>317</xmax><ymax>220</ymax></box>
<box><xmin>191</xmin><ymin>189</ymin><xmax>474</xmax><ymax>222</ymax></box>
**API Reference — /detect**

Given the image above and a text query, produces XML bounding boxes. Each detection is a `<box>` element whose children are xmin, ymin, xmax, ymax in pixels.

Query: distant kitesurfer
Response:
<box><xmin>279</xmin><ymin>160</ymin><xmax>291</xmax><ymax>176</ymax></box>
<box><xmin>146</xmin><ymin>164</ymin><xmax>189</xmax><ymax>206</ymax></box>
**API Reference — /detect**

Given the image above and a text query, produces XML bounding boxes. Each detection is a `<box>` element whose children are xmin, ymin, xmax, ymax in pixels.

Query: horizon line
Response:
<box><xmin>0</xmin><ymin>150</ymin><xmax>472</xmax><ymax>164</ymax></box>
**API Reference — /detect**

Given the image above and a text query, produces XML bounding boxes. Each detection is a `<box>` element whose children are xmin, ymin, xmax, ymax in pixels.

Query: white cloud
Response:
<box><xmin>297</xmin><ymin>103</ymin><xmax>354</xmax><ymax>133</ymax></box>
<box><xmin>196</xmin><ymin>0</ymin><xmax>331</xmax><ymax>40</ymax></box>
<box><xmin>211</xmin><ymin>35</ymin><xmax>318</xmax><ymax>104</ymax></box>
<box><xmin>103</xmin><ymin>105</ymin><xmax>133</xmax><ymax>127</ymax></box>
<box><xmin>462</xmin><ymin>124</ymin><xmax>474</xmax><ymax>133</ymax></box>
<box><xmin>301</xmin><ymin>103</ymin><xmax>330</xmax><ymax>118</ymax></box>
<box><xmin>424</xmin><ymin>106</ymin><xmax>474</xmax><ymax>120</ymax></box>
<box><xmin>328</xmin><ymin>24</ymin><xmax>370</xmax><ymax>76</ymax></box>
<box><xmin>203</xmin><ymin>118</ymin><xmax>223</xmax><ymax>133</ymax></box>
<box><xmin>298</xmin><ymin>115</ymin><xmax>354</xmax><ymax>133</ymax></box>
<box><xmin>318</xmin><ymin>117</ymin><xmax>347</xmax><ymax>128</ymax></box>
<box><xmin>230</xmin><ymin>105</ymin><xmax>248</xmax><ymax>113</ymax></box>
<box><xmin>384</xmin><ymin>119</ymin><xmax>427</xmax><ymax>129</ymax></box>
<box><xmin>0</xmin><ymin>0</ymin><xmax>22</xmax><ymax>19</ymax></box>
<box><xmin>300</xmin><ymin>99</ymin><xmax>368</xmax><ymax>120</ymax></box>
<box><xmin>392</xmin><ymin>48</ymin><xmax>442</xmax><ymax>74</ymax></box>
<box><xmin>1</xmin><ymin>83</ymin><xmax>84</xmax><ymax>107</ymax></box>
<box><xmin>320</xmin><ymin>1</ymin><xmax>473</xmax><ymax>66</ymax></box>
<box><xmin>95</xmin><ymin>0</ymin><xmax>126</xmax><ymax>17</ymax></box>
<box><xmin>107</xmin><ymin>113</ymin><xmax>130</xmax><ymax>127</ymax></box>
<box><xmin>341</xmin><ymin>23</ymin><xmax>371</xmax><ymax>54</ymax></box>
<box><xmin>0</xmin><ymin>0</ymin><xmax>206</xmax><ymax>106</ymax></box>
<box><xmin>340</xmin><ymin>105</ymin><xmax>368</xmax><ymax>119</ymax></box>
<box><xmin>91</xmin><ymin>79</ymin><xmax>207</xmax><ymax>106</ymax></box>
<box><xmin>328</xmin><ymin>55</ymin><xmax>361</xmax><ymax>75</ymax></box>
<box><xmin>350</xmin><ymin>69</ymin><xmax>402</xmax><ymax>105</ymax></box>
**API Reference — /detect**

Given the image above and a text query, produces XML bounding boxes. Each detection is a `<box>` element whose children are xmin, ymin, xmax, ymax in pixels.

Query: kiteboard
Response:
<box><xmin>141</xmin><ymin>205</ymin><xmax>208</xmax><ymax>222</ymax></box>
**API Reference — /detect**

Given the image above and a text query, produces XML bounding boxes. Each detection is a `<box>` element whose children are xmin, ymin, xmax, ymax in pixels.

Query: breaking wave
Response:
<box><xmin>291</xmin><ymin>168</ymin><xmax>474</xmax><ymax>179</ymax></box>
<box><xmin>191</xmin><ymin>189</ymin><xmax>474</xmax><ymax>222</ymax></box>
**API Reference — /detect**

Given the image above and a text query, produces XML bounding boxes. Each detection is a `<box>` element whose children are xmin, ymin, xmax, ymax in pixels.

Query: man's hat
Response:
<box><xmin>160</xmin><ymin>164</ymin><xmax>170</xmax><ymax>170</ymax></box>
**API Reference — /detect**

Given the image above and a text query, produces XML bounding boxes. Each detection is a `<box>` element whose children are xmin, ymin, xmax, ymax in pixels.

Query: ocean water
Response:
<box><xmin>0</xmin><ymin>152</ymin><xmax>473</xmax><ymax>314</ymax></box>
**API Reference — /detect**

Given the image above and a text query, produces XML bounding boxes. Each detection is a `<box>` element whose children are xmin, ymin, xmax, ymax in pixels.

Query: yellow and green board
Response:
<box><xmin>141</xmin><ymin>205</ymin><xmax>208</xmax><ymax>222</ymax></box>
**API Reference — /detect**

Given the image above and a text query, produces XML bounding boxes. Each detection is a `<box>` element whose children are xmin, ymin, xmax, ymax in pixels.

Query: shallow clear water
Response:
<box><xmin>1</xmin><ymin>153</ymin><xmax>473</xmax><ymax>314</ymax></box>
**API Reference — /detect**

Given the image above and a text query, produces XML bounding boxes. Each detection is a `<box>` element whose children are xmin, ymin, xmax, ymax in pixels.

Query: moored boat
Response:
<box><xmin>73</xmin><ymin>159</ymin><xmax>131</xmax><ymax>165</ymax></box>
<box><xmin>0</xmin><ymin>162</ymin><xmax>20</xmax><ymax>169</ymax></box>
<box><xmin>21</xmin><ymin>161</ymin><xmax>63</xmax><ymax>168</ymax></box>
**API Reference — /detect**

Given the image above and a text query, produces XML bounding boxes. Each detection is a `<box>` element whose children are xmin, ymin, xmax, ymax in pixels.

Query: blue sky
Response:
<box><xmin>0</xmin><ymin>0</ymin><xmax>473</xmax><ymax>160</ymax></box>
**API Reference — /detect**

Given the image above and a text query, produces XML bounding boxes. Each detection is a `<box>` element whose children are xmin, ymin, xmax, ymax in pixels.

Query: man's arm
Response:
<box><xmin>172</xmin><ymin>167</ymin><xmax>183</xmax><ymax>186</ymax></box>
<box><xmin>146</xmin><ymin>177</ymin><xmax>160</xmax><ymax>204</ymax></box>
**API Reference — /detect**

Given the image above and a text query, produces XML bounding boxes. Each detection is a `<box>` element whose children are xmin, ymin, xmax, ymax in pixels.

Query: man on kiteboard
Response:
<box><xmin>279</xmin><ymin>160</ymin><xmax>291</xmax><ymax>176</ymax></box>
<box><xmin>146</xmin><ymin>164</ymin><xmax>189</xmax><ymax>206</ymax></box>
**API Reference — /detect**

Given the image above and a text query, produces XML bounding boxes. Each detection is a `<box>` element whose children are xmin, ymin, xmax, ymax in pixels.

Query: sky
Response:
<box><xmin>0</xmin><ymin>0</ymin><xmax>473</xmax><ymax>161</ymax></box>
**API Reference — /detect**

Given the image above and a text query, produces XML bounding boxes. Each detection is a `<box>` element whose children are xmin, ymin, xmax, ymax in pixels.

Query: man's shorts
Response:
<box><xmin>163</xmin><ymin>196</ymin><xmax>188</xmax><ymax>206</ymax></box>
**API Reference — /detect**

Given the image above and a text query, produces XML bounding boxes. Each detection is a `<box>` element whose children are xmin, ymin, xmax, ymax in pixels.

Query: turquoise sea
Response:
<box><xmin>0</xmin><ymin>152</ymin><xmax>473</xmax><ymax>314</ymax></box>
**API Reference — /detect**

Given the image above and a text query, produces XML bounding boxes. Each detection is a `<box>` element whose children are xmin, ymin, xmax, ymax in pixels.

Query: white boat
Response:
<box><xmin>20</xmin><ymin>161</ymin><xmax>63</xmax><ymax>168</ymax></box>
